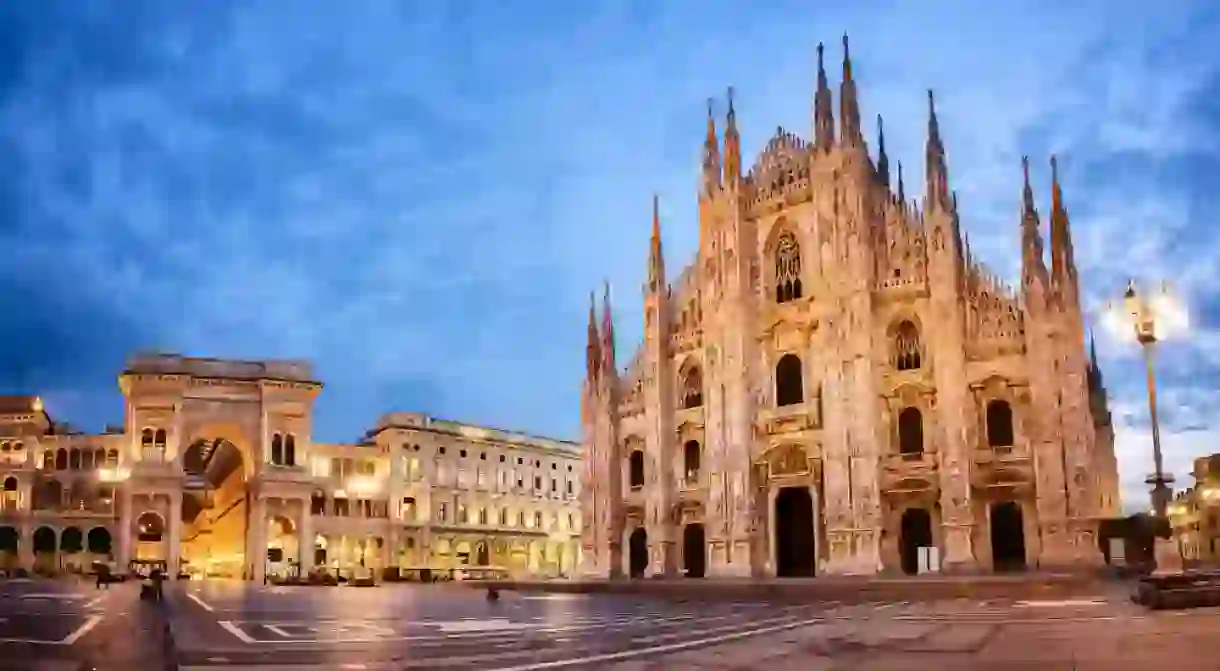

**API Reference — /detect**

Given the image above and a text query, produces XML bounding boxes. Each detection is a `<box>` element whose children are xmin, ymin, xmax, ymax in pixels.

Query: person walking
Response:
<box><xmin>95</xmin><ymin>563</ymin><xmax>110</xmax><ymax>589</ymax></box>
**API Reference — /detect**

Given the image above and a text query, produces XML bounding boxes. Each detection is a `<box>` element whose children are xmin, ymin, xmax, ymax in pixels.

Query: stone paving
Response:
<box><xmin>2</xmin><ymin>577</ymin><xmax>1218</xmax><ymax>669</ymax></box>
<box><xmin>604</xmin><ymin>603</ymin><xmax>1220</xmax><ymax>670</ymax></box>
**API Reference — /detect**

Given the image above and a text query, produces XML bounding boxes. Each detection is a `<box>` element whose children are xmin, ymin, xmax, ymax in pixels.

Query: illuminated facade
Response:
<box><xmin>1169</xmin><ymin>454</ymin><xmax>1220</xmax><ymax>564</ymax></box>
<box><xmin>580</xmin><ymin>37</ymin><xmax>1120</xmax><ymax>579</ymax></box>
<box><xmin>0</xmin><ymin>354</ymin><xmax>582</xmax><ymax>581</ymax></box>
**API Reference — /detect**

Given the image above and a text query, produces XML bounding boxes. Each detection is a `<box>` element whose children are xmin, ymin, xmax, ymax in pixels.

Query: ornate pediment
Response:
<box><xmin>765</xmin><ymin>444</ymin><xmax>810</xmax><ymax>478</ymax></box>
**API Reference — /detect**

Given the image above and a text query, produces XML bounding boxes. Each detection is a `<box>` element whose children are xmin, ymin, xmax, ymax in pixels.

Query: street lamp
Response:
<box><xmin>1103</xmin><ymin>279</ymin><xmax>1189</xmax><ymax>518</ymax></box>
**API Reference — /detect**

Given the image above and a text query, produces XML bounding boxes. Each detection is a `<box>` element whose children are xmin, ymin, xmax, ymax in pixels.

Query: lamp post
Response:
<box><xmin>1104</xmin><ymin>279</ymin><xmax>1188</xmax><ymax>518</ymax></box>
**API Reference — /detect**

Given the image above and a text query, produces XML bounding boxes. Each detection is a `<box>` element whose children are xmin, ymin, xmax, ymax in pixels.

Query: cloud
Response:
<box><xmin>1</xmin><ymin>0</ymin><xmax>1219</xmax><ymax>516</ymax></box>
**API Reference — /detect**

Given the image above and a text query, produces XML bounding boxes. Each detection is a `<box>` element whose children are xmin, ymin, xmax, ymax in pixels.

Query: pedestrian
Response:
<box><xmin>150</xmin><ymin>567</ymin><xmax>164</xmax><ymax>602</ymax></box>
<box><xmin>95</xmin><ymin>563</ymin><xmax>110</xmax><ymax>590</ymax></box>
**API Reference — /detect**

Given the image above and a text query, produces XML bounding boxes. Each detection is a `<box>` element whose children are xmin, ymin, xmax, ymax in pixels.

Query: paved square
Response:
<box><xmin>164</xmin><ymin>581</ymin><xmax>1187</xmax><ymax>670</ymax></box>
<box><xmin>0</xmin><ymin>581</ymin><xmax>106</xmax><ymax>645</ymax></box>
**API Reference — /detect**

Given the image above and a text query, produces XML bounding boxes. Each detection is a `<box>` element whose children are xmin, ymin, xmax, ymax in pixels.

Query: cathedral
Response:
<box><xmin>579</xmin><ymin>37</ymin><xmax>1121</xmax><ymax>579</ymax></box>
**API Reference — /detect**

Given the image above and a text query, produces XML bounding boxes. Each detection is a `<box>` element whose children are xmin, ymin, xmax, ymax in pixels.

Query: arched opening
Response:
<box><xmin>986</xmin><ymin>400</ymin><xmax>1015</xmax><ymax>448</ymax></box>
<box><xmin>899</xmin><ymin>508</ymin><xmax>933</xmax><ymax>575</ymax></box>
<box><xmin>266</xmin><ymin>516</ymin><xmax>298</xmax><ymax>579</ymax></box>
<box><xmin>68</xmin><ymin>449</ymin><xmax>81</xmax><ymax>470</ymax></box>
<box><xmin>680</xmin><ymin>365</ymin><xmax>703</xmax><ymax>409</ymax></box>
<box><xmin>476</xmin><ymin>542</ymin><xmax>490</xmax><ymax>566</ymax></box>
<box><xmin>682</xmin><ymin>523</ymin><xmax>706</xmax><ymax>578</ymax></box>
<box><xmin>54</xmin><ymin>448</ymin><xmax>67</xmax><ymax>470</ymax></box>
<box><xmin>285</xmin><ymin>435</ymin><xmax>297</xmax><ymax>466</ymax></box>
<box><xmin>271</xmin><ymin>434</ymin><xmax>284</xmax><ymax>465</ymax></box>
<box><xmin>33</xmin><ymin>526</ymin><xmax>57</xmax><ymax>572</ymax></box>
<box><xmin>1</xmin><ymin>477</ymin><xmax>17</xmax><ymax>511</ymax></box>
<box><xmin>683</xmin><ymin>441</ymin><xmax>701</xmax><ymax>482</ymax></box>
<box><xmin>87</xmin><ymin>527</ymin><xmax>112</xmax><ymax>557</ymax></box>
<box><xmin>180</xmin><ymin>438</ymin><xmax>248</xmax><ymax>579</ymax></box>
<box><xmin>60</xmin><ymin>526</ymin><xmax>83</xmax><ymax>555</ymax></box>
<box><xmin>893</xmin><ymin>321</ymin><xmax>922</xmax><ymax>371</ymax></box>
<box><xmin>0</xmin><ymin>527</ymin><xmax>18</xmax><ymax>568</ymax></box>
<box><xmin>775</xmin><ymin>354</ymin><xmax>804</xmax><ymax>407</ymax></box>
<box><xmin>773</xmin><ymin>230</ymin><xmax>803</xmax><ymax>304</ymax></box>
<box><xmin>628</xmin><ymin>450</ymin><xmax>645</xmax><ymax>489</ymax></box>
<box><xmin>989</xmin><ymin>501</ymin><xmax>1027</xmax><ymax>572</ymax></box>
<box><xmin>898</xmin><ymin>408</ymin><xmax>924</xmax><ymax>455</ymax></box>
<box><xmin>628</xmin><ymin>528</ymin><xmax>648</xmax><ymax>578</ymax></box>
<box><xmin>774</xmin><ymin>487</ymin><xmax>816</xmax><ymax>577</ymax></box>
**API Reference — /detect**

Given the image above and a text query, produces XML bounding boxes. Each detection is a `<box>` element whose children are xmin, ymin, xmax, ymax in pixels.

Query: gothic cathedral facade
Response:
<box><xmin>579</xmin><ymin>37</ymin><xmax>1121</xmax><ymax>579</ymax></box>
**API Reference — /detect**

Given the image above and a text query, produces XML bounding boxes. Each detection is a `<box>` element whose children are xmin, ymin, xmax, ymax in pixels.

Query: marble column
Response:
<box><xmin>248</xmin><ymin>495</ymin><xmax>267</xmax><ymax>583</ymax></box>
<box><xmin>168</xmin><ymin>491</ymin><xmax>183</xmax><ymax>579</ymax></box>
<box><xmin>115</xmin><ymin>488</ymin><xmax>134</xmax><ymax>571</ymax></box>
<box><xmin>297</xmin><ymin>501</ymin><xmax>313</xmax><ymax>576</ymax></box>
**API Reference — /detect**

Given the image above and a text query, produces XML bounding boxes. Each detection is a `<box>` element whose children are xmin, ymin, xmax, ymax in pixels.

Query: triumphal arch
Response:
<box><xmin>120</xmin><ymin>354</ymin><xmax>320</xmax><ymax>582</ymax></box>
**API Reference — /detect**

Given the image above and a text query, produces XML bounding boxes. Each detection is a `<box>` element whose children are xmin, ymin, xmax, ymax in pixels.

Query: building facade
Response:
<box><xmin>1169</xmin><ymin>454</ymin><xmax>1220</xmax><ymax>564</ymax></box>
<box><xmin>580</xmin><ymin>37</ymin><xmax>1121</xmax><ymax>580</ymax></box>
<box><xmin>0</xmin><ymin>354</ymin><xmax>582</xmax><ymax>581</ymax></box>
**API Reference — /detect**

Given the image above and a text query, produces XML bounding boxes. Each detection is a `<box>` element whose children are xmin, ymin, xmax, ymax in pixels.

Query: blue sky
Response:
<box><xmin>2</xmin><ymin>1</ymin><xmax>1219</xmax><ymax>511</ymax></box>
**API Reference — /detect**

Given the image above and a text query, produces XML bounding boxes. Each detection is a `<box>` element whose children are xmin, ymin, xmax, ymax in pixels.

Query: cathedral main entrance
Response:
<box><xmin>899</xmin><ymin>508</ymin><xmax>933</xmax><ymax>575</ymax></box>
<box><xmin>774</xmin><ymin>487</ymin><xmax>815</xmax><ymax>577</ymax></box>
<box><xmin>682</xmin><ymin>523</ymin><xmax>705</xmax><ymax>578</ymax></box>
<box><xmin>989</xmin><ymin>501</ymin><xmax>1027</xmax><ymax>572</ymax></box>
<box><xmin>180</xmin><ymin>439</ymin><xmax>249</xmax><ymax>579</ymax></box>
<box><xmin>628</xmin><ymin>528</ymin><xmax>648</xmax><ymax>578</ymax></box>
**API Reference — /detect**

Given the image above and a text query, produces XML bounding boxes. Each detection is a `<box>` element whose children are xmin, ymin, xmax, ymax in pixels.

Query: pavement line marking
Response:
<box><xmin>1015</xmin><ymin>599</ymin><xmax>1106</xmax><ymax>608</ymax></box>
<box><xmin>265</xmin><ymin>624</ymin><xmax>295</xmax><ymax>637</ymax></box>
<box><xmin>218</xmin><ymin>621</ymin><xmax>258</xmax><ymax>644</ymax></box>
<box><xmin>61</xmin><ymin>615</ymin><xmax>104</xmax><ymax>645</ymax></box>
<box><xmin>186</xmin><ymin>591</ymin><xmax>216</xmax><ymax>612</ymax></box>
<box><xmin>488</xmin><ymin>615</ymin><xmax>827</xmax><ymax>671</ymax></box>
<box><xmin>84</xmin><ymin>594</ymin><xmax>107</xmax><ymax>609</ymax></box>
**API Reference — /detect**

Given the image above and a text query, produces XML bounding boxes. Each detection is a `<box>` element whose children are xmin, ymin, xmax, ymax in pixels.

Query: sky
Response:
<box><xmin>1</xmin><ymin>1</ymin><xmax>1219</xmax><ymax>512</ymax></box>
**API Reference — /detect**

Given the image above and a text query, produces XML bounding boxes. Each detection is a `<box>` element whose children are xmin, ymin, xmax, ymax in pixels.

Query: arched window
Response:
<box><xmin>141</xmin><ymin>429</ymin><xmax>153</xmax><ymax>447</ymax></box>
<box><xmin>285</xmin><ymin>434</ymin><xmax>297</xmax><ymax>466</ymax></box>
<box><xmin>153</xmin><ymin>429</ymin><xmax>167</xmax><ymax>447</ymax></box>
<box><xmin>986</xmin><ymin>400</ymin><xmax>1015</xmax><ymax>448</ymax></box>
<box><xmin>68</xmin><ymin>448</ymin><xmax>81</xmax><ymax>470</ymax></box>
<box><xmin>106</xmin><ymin>449</ymin><xmax>119</xmax><ymax>467</ymax></box>
<box><xmin>681</xmin><ymin>366</ymin><xmax>703</xmax><ymax>409</ymax></box>
<box><xmin>628</xmin><ymin>450</ymin><xmax>645</xmax><ymax>489</ymax></box>
<box><xmin>775</xmin><ymin>353</ymin><xmax>804</xmax><ymax>406</ymax></box>
<box><xmin>271</xmin><ymin>434</ymin><xmax>284</xmax><ymax>465</ymax></box>
<box><xmin>93</xmin><ymin>448</ymin><xmax>105</xmax><ymax>469</ymax></box>
<box><xmin>42</xmin><ymin>451</ymin><xmax>54</xmax><ymax>470</ymax></box>
<box><xmin>683</xmin><ymin>440</ymin><xmax>701</xmax><ymax>481</ymax></box>
<box><xmin>898</xmin><ymin>407</ymin><xmax>923</xmax><ymax>455</ymax></box>
<box><xmin>774</xmin><ymin>231</ymin><xmax>803</xmax><ymax>303</ymax></box>
<box><xmin>55</xmin><ymin>448</ymin><xmax>67</xmax><ymax>471</ymax></box>
<box><xmin>893</xmin><ymin>321</ymin><xmax>922</xmax><ymax>371</ymax></box>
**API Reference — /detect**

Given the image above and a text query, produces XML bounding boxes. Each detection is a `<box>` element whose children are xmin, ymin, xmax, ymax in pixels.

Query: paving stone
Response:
<box><xmin>900</xmin><ymin>623</ymin><xmax>996</xmax><ymax>652</ymax></box>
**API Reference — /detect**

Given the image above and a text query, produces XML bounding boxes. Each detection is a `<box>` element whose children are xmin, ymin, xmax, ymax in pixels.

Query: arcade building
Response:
<box><xmin>0</xmin><ymin>354</ymin><xmax>583</xmax><ymax>581</ymax></box>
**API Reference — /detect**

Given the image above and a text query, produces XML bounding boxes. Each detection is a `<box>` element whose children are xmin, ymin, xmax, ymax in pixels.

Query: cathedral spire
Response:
<box><xmin>701</xmin><ymin>98</ymin><xmax>721</xmax><ymax>197</ymax></box>
<box><xmin>601</xmin><ymin>281</ymin><xmax>617</xmax><ymax>377</ymax></box>
<box><xmin>586</xmin><ymin>291</ymin><xmax>601</xmax><ymax>381</ymax></box>
<box><xmin>839</xmin><ymin>34</ymin><xmax>862</xmax><ymax>147</ymax></box>
<box><xmin>1019</xmin><ymin>156</ymin><xmax>1049</xmax><ymax>293</ymax></box>
<box><xmin>814</xmin><ymin>42</ymin><xmax>835</xmax><ymax>151</ymax></box>
<box><xmin>647</xmin><ymin>194</ymin><xmax>665</xmax><ymax>291</ymax></box>
<box><xmin>897</xmin><ymin>160</ymin><xmax>905</xmax><ymax>204</ymax></box>
<box><xmin>925</xmin><ymin>89</ymin><xmax>950</xmax><ymax>210</ymax></box>
<box><xmin>876</xmin><ymin>114</ymin><xmax>890</xmax><ymax>188</ymax></box>
<box><xmin>1049</xmin><ymin>155</ymin><xmax>1079</xmax><ymax>299</ymax></box>
<box><xmin>723</xmin><ymin>87</ymin><xmax>741</xmax><ymax>184</ymax></box>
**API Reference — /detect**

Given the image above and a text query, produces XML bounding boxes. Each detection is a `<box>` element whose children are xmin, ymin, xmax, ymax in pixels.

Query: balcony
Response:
<box><xmin>758</xmin><ymin>401</ymin><xmax>821</xmax><ymax>437</ymax></box>
<box><xmin>881</xmin><ymin>452</ymin><xmax>939</xmax><ymax>495</ymax></box>
<box><xmin>971</xmin><ymin>444</ymin><xmax>1034</xmax><ymax>494</ymax></box>
<box><xmin>676</xmin><ymin>471</ymin><xmax>706</xmax><ymax>503</ymax></box>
